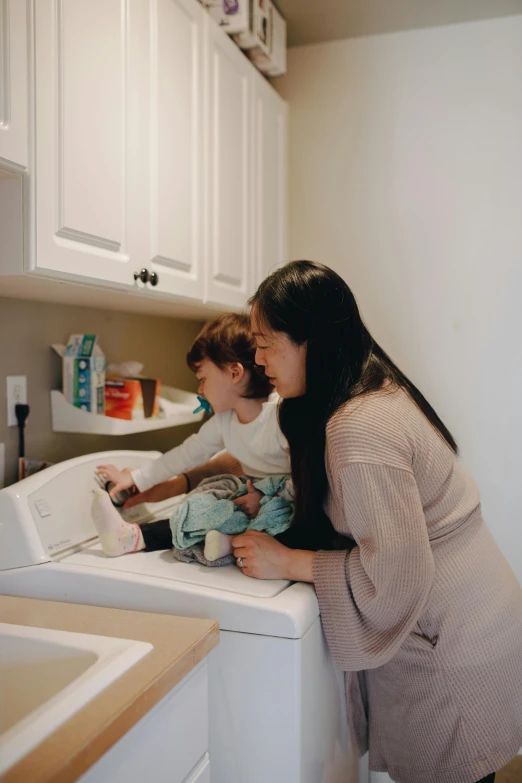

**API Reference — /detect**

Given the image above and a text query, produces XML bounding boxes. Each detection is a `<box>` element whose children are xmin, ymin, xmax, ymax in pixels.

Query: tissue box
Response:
<box><xmin>63</xmin><ymin>335</ymin><xmax>105</xmax><ymax>413</ymax></box>
<box><xmin>105</xmin><ymin>377</ymin><xmax>161</xmax><ymax>420</ymax></box>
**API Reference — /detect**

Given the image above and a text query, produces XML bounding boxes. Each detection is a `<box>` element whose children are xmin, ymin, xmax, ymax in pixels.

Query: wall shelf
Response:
<box><xmin>50</xmin><ymin>385</ymin><xmax>204</xmax><ymax>435</ymax></box>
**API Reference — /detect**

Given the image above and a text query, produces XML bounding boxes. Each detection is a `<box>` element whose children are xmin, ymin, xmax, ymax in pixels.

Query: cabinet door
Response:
<box><xmin>77</xmin><ymin>662</ymin><xmax>209</xmax><ymax>783</ymax></box>
<box><xmin>205</xmin><ymin>17</ymin><xmax>252</xmax><ymax>309</ymax></box>
<box><xmin>252</xmin><ymin>73</ymin><xmax>287</xmax><ymax>291</ymax></box>
<box><xmin>31</xmin><ymin>0</ymin><xmax>144</xmax><ymax>287</ymax></box>
<box><xmin>0</xmin><ymin>0</ymin><xmax>28</xmax><ymax>172</ymax></box>
<box><xmin>148</xmin><ymin>0</ymin><xmax>206</xmax><ymax>300</ymax></box>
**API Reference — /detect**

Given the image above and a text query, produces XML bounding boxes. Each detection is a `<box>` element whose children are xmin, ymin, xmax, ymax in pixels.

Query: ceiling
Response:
<box><xmin>276</xmin><ymin>0</ymin><xmax>522</xmax><ymax>47</ymax></box>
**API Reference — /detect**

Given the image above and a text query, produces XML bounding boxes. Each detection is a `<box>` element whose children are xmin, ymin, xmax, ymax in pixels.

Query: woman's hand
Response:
<box><xmin>95</xmin><ymin>465</ymin><xmax>134</xmax><ymax>497</ymax></box>
<box><xmin>233</xmin><ymin>479</ymin><xmax>263</xmax><ymax>518</ymax></box>
<box><xmin>231</xmin><ymin>530</ymin><xmax>316</xmax><ymax>582</ymax></box>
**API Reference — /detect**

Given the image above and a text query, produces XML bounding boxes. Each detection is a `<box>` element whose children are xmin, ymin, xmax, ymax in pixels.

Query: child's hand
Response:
<box><xmin>95</xmin><ymin>465</ymin><xmax>134</xmax><ymax>497</ymax></box>
<box><xmin>233</xmin><ymin>479</ymin><xmax>263</xmax><ymax>519</ymax></box>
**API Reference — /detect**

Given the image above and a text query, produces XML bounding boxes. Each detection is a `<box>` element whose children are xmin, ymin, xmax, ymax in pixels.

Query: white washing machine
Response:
<box><xmin>0</xmin><ymin>451</ymin><xmax>362</xmax><ymax>783</ymax></box>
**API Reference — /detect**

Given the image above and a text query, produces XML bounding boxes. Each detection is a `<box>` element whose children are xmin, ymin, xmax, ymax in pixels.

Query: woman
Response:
<box><xmin>232</xmin><ymin>261</ymin><xmax>522</xmax><ymax>783</ymax></box>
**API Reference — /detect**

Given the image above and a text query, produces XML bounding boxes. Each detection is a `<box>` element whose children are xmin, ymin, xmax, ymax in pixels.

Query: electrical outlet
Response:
<box><xmin>7</xmin><ymin>376</ymin><xmax>27</xmax><ymax>427</ymax></box>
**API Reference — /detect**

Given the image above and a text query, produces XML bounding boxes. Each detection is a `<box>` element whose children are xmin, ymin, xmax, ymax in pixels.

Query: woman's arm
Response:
<box><xmin>230</xmin><ymin>530</ymin><xmax>316</xmax><ymax>582</ymax></box>
<box><xmin>232</xmin><ymin>461</ymin><xmax>435</xmax><ymax>676</ymax></box>
<box><xmin>287</xmin><ymin>549</ymin><xmax>315</xmax><ymax>582</ymax></box>
<box><xmin>313</xmin><ymin>463</ymin><xmax>435</xmax><ymax>672</ymax></box>
<box><xmin>186</xmin><ymin>451</ymin><xmax>243</xmax><ymax>484</ymax></box>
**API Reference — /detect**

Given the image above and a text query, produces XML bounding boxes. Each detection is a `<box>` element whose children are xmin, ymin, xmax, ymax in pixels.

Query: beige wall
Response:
<box><xmin>276</xmin><ymin>15</ymin><xmax>522</xmax><ymax>583</ymax></box>
<box><xmin>0</xmin><ymin>297</ymin><xmax>205</xmax><ymax>486</ymax></box>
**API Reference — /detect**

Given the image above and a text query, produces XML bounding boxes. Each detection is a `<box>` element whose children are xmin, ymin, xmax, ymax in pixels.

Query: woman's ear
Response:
<box><xmin>229</xmin><ymin>362</ymin><xmax>245</xmax><ymax>385</ymax></box>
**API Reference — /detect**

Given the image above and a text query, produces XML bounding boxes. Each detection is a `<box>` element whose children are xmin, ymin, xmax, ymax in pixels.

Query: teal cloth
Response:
<box><xmin>169</xmin><ymin>475</ymin><xmax>293</xmax><ymax>550</ymax></box>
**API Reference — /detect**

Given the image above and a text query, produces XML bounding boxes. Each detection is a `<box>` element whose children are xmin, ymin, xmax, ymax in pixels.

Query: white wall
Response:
<box><xmin>277</xmin><ymin>16</ymin><xmax>522</xmax><ymax>582</ymax></box>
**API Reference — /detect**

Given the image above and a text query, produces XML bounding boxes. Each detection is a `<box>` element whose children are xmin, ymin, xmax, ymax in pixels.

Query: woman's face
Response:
<box><xmin>251</xmin><ymin>309</ymin><xmax>307</xmax><ymax>398</ymax></box>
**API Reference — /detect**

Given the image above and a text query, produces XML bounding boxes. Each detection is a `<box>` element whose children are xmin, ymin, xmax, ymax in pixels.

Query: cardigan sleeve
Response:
<box><xmin>313</xmin><ymin>462</ymin><xmax>435</xmax><ymax>671</ymax></box>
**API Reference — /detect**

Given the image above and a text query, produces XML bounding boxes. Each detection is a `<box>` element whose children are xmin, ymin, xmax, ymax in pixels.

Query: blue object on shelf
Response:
<box><xmin>193</xmin><ymin>396</ymin><xmax>212</xmax><ymax>415</ymax></box>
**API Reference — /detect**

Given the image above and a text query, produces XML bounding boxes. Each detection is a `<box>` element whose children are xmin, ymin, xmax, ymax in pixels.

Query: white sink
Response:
<box><xmin>0</xmin><ymin>623</ymin><xmax>153</xmax><ymax>774</ymax></box>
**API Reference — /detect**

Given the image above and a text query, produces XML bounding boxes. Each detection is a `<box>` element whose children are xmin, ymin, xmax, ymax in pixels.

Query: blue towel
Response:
<box><xmin>169</xmin><ymin>474</ymin><xmax>293</xmax><ymax>550</ymax></box>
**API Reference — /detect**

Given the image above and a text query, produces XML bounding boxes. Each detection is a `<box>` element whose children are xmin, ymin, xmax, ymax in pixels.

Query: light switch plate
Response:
<box><xmin>6</xmin><ymin>376</ymin><xmax>27</xmax><ymax>427</ymax></box>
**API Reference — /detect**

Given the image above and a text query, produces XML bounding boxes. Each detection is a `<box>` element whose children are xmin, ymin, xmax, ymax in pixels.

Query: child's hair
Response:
<box><xmin>187</xmin><ymin>313</ymin><xmax>273</xmax><ymax>399</ymax></box>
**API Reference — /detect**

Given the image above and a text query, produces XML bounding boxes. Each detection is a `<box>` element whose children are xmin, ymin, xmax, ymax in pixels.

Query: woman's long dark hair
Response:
<box><xmin>250</xmin><ymin>261</ymin><xmax>458</xmax><ymax>550</ymax></box>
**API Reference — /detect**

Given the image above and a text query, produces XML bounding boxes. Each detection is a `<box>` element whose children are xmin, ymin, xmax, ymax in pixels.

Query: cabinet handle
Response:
<box><xmin>133</xmin><ymin>268</ymin><xmax>150</xmax><ymax>284</ymax></box>
<box><xmin>150</xmin><ymin>271</ymin><xmax>159</xmax><ymax>287</ymax></box>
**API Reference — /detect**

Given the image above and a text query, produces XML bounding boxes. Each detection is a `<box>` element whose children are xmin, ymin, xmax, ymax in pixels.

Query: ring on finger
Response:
<box><xmin>237</xmin><ymin>556</ymin><xmax>245</xmax><ymax>568</ymax></box>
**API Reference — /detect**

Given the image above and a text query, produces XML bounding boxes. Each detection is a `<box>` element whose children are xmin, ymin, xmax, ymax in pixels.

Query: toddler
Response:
<box><xmin>93</xmin><ymin>313</ymin><xmax>292</xmax><ymax>562</ymax></box>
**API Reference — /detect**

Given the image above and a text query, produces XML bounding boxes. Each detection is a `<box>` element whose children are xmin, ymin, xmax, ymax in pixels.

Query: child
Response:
<box><xmin>93</xmin><ymin>313</ymin><xmax>292</xmax><ymax>562</ymax></box>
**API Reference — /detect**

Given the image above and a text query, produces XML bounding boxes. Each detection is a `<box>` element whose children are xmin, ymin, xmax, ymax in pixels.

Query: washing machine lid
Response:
<box><xmin>54</xmin><ymin>543</ymin><xmax>318</xmax><ymax>638</ymax></box>
<box><xmin>63</xmin><ymin>542</ymin><xmax>290</xmax><ymax>598</ymax></box>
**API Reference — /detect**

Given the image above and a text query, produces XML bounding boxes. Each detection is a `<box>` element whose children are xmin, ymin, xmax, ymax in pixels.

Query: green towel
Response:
<box><xmin>169</xmin><ymin>474</ymin><xmax>293</xmax><ymax>550</ymax></box>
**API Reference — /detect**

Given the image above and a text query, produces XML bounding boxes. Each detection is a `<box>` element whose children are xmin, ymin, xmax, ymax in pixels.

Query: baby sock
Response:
<box><xmin>204</xmin><ymin>530</ymin><xmax>234</xmax><ymax>562</ymax></box>
<box><xmin>91</xmin><ymin>488</ymin><xmax>145</xmax><ymax>557</ymax></box>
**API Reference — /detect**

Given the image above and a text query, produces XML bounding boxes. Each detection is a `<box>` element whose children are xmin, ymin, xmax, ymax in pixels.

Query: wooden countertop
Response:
<box><xmin>0</xmin><ymin>595</ymin><xmax>219</xmax><ymax>783</ymax></box>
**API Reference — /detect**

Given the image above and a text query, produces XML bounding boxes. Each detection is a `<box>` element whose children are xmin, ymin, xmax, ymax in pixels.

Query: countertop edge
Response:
<box><xmin>1</xmin><ymin>596</ymin><xmax>219</xmax><ymax>783</ymax></box>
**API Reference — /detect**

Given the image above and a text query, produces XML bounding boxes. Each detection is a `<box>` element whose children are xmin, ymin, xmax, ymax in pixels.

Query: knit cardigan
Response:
<box><xmin>313</xmin><ymin>388</ymin><xmax>522</xmax><ymax>783</ymax></box>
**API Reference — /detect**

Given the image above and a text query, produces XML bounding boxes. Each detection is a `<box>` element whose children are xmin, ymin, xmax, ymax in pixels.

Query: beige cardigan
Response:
<box><xmin>313</xmin><ymin>388</ymin><xmax>522</xmax><ymax>783</ymax></box>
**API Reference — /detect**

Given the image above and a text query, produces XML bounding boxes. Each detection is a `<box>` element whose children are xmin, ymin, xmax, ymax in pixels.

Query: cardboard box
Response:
<box><xmin>208</xmin><ymin>0</ymin><xmax>249</xmax><ymax>37</ymax></box>
<box><xmin>209</xmin><ymin>0</ymin><xmax>270</xmax><ymax>53</ymax></box>
<box><xmin>234</xmin><ymin>0</ymin><xmax>272</xmax><ymax>54</ymax></box>
<box><xmin>265</xmin><ymin>3</ymin><xmax>286</xmax><ymax>75</ymax></box>
<box><xmin>62</xmin><ymin>335</ymin><xmax>105</xmax><ymax>413</ymax></box>
<box><xmin>208</xmin><ymin>0</ymin><xmax>286</xmax><ymax>76</ymax></box>
<box><xmin>105</xmin><ymin>377</ymin><xmax>161</xmax><ymax>421</ymax></box>
<box><xmin>241</xmin><ymin>2</ymin><xmax>286</xmax><ymax>75</ymax></box>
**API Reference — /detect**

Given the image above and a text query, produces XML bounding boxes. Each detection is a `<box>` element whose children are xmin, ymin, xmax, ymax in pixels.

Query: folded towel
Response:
<box><xmin>172</xmin><ymin>543</ymin><xmax>236</xmax><ymax>568</ymax></box>
<box><xmin>169</xmin><ymin>473</ymin><xmax>293</xmax><ymax>550</ymax></box>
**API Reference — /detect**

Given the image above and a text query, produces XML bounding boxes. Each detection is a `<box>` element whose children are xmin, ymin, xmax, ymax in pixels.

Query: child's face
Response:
<box><xmin>194</xmin><ymin>358</ymin><xmax>242</xmax><ymax>413</ymax></box>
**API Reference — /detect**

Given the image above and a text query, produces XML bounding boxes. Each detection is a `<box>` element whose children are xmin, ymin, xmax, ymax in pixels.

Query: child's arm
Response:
<box><xmin>131</xmin><ymin>415</ymin><xmax>226</xmax><ymax>492</ymax></box>
<box><xmin>96</xmin><ymin>415</ymin><xmax>226</xmax><ymax>498</ymax></box>
<box><xmin>122</xmin><ymin>452</ymin><xmax>243</xmax><ymax>508</ymax></box>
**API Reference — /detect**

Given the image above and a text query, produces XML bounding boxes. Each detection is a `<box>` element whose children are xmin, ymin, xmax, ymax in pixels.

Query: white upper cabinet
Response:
<box><xmin>252</xmin><ymin>71</ymin><xmax>287</xmax><ymax>292</ymax></box>
<box><xmin>205</xmin><ymin>18</ymin><xmax>252</xmax><ymax>309</ymax></box>
<box><xmin>0</xmin><ymin>0</ymin><xmax>28</xmax><ymax>172</ymax></box>
<box><xmin>0</xmin><ymin>0</ymin><xmax>288</xmax><ymax>315</ymax></box>
<box><xmin>148</xmin><ymin>0</ymin><xmax>206</xmax><ymax>300</ymax></box>
<box><xmin>30</xmin><ymin>0</ymin><xmax>143</xmax><ymax>286</ymax></box>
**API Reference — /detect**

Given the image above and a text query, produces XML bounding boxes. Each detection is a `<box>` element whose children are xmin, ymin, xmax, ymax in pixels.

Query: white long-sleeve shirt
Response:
<box><xmin>131</xmin><ymin>393</ymin><xmax>291</xmax><ymax>492</ymax></box>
